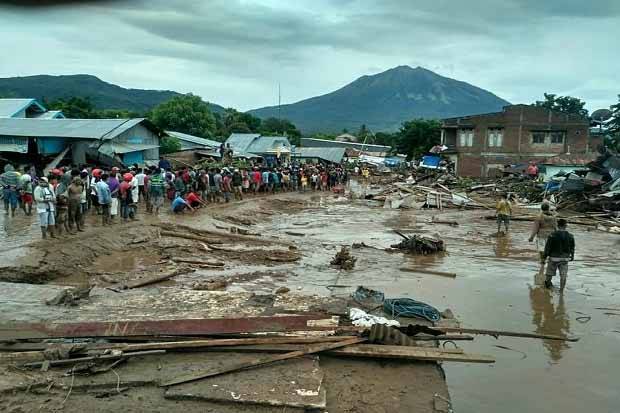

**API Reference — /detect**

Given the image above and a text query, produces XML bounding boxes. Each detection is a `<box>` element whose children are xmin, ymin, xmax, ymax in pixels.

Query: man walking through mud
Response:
<box><xmin>529</xmin><ymin>202</ymin><xmax>557</xmax><ymax>280</ymax></box>
<box><xmin>495</xmin><ymin>193</ymin><xmax>512</xmax><ymax>234</ymax></box>
<box><xmin>543</xmin><ymin>219</ymin><xmax>575</xmax><ymax>292</ymax></box>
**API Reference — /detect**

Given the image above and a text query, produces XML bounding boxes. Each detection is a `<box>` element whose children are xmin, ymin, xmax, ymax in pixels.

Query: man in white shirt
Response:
<box><xmin>135</xmin><ymin>168</ymin><xmax>146</xmax><ymax>202</ymax></box>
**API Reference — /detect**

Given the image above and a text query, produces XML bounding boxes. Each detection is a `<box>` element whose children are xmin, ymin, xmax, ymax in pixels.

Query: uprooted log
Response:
<box><xmin>122</xmin><ymin>267</ymin><xmax>195</xmax><ymax>289</ymax></box>
<box><xmin>330</xmin><ymin>246</ymin><xmax>357</xmax><ymax>270</ymax></box>
<box><xmin>391</xmin><ymin>232</ymin><xmax>445</xmax><ymax>255</ymax></box>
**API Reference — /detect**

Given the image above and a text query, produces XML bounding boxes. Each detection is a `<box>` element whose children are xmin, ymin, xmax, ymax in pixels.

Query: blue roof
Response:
<box><xmin>0</xmin><ymin>118</ymin><xmax>155</xmax><ymax>140</ymax></box>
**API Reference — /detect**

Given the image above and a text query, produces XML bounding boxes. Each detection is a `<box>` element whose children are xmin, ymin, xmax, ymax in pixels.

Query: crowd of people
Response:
<box><xmin>0</xmin><ymin>158</ymin><xmax>350</xmax><ymax>238</ymax></box>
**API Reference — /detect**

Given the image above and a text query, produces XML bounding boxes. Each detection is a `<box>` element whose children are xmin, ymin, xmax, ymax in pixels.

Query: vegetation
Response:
<box><xmin>214</xmin><ymin>108</ymin><xmax>262</xmax><ymax>138</ymax></box>
<box><xmin>395</xmin><ymin>119</ymin><xmax>441</xmax><ymax>159</ymax></box>
<box><xmin>150</xmin><ymin>94</ymin><xmax>216</xmax><ymax>139</ymax></box>
<box><xmin>534</xmin><ymin>93</ymin><xmax>588</xmax><ymax>117</ymax></box>
<box><xmin>258</xmin><ymin>117</ymin><xmax>302</xmax><ymax>146</ymax></box>
<box><xmin>159</xmin><ymin>135</ymin><xmax>182</xmax><ymax>154</ymax></box>
<box><xmin>607</xmin><ymin>95</ymin><xmax>620</xmax><ymax>151</ymax></box>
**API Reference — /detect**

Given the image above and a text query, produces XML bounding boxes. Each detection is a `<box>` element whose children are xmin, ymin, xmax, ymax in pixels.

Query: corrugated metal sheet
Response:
<box><xmin>95</xmin><ymin>141</ymin><xmax>160</xmax><ymax>155</ymax></box>
<box><xmin>0</xmin><ymin>99</ymin><xmax>46</xmax><ymax>118</ymax></box>
<box><xmin>33</xmin><ymin>110</ymin><xmax>65</xmax><ymax>119</ymax></box>
<box><xmin>0</xmin><ymin>118</ymin><xmax>149</xmax><ymax>140</ymax></box>
<box><xmin>225</xmin><ymin>133</ymin><xmax>291</xmax><ymax>155</ymax></box>
<box><xmin>293</xmin><ymin>147</ymin><xmax>346</xmax><ymax>163</ymax></box>
<box><xmin>0</xmin><ymin>136</ymin><xmax>28</xmax><ymax>153</ymax></box>
<box><xmin>247</xmin><ymin>136</ymin><xmax>291</xmax><ymax>154</ymax></box>
<box><xmin>300</xmin><ymin>138</ymin><xmax>391</xmax><ymax>153</ymax></box>
<box><xmin>166</xmin><ymin>130</ymin><xmax>221</xmax><ymax>148</ymax></box>
<box><xmin>226</xmin><ymin>133</ymin><xmax>261</xmax><ymax>152</ymax></box>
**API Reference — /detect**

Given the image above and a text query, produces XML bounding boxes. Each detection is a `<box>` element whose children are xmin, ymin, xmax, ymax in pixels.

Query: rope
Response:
<box><xmin>383</xmin><ymin>298</ymin><xmax>441</xmax><ymax>322</ymax></box>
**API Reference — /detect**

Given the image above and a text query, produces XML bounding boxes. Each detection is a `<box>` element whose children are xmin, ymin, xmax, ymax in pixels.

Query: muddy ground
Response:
<box><xmin>1</xmin><ymin>182</ymin><xmax>619</xmax><ymax>412</ymax></box>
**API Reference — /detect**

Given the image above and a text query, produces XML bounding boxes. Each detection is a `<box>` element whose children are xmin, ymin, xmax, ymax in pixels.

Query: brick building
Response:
<box><xmin>440</xmin><ymin>104</ymin><xmax>598</xmax><ymax>177</ymax></box>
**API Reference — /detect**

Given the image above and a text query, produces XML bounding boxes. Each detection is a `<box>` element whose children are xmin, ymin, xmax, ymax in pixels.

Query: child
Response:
<box><xmin>19</xmin><ymin>172</ymin><xmax>34</xmax><ymax>216</ymax></box>
<box><xmin>301</xmin><ymin>173</ymin><xmax>308</xmax><ymax>192</ymax></box>
<box><xmin>495</xmin><ymin>193</ymin><xmax>512</xmax><ymax>234</ymax></box>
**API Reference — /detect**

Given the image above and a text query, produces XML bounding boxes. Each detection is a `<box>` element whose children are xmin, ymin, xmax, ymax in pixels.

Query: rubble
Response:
<box><xmin>330</xmin><ymin>246</ymin><xmax>357</xmax><ymax>270</ymax></box>
<box><xmin>391</xmin><ymin>233</ymin><xmax>445</xmax><ymax>255</ymax></box>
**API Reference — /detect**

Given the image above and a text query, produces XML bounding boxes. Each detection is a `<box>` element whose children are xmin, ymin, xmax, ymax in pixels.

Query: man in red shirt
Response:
<box><xmin>119</xmin><ymin>173</ymin><xmax>133</xmax><ymax>221</ymax></box>
<box><xmin>526</xmin><ymin>162</ymin><xmax>539</xmax><ymax>180</ymax></box>
<box><xmin>185</xmin><ymin>192</ymin><xmax>207</xmax><ymax>209</ymax></box>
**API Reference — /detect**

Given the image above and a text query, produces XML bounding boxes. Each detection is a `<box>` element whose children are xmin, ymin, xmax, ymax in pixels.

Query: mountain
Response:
<box><xmin>0</xmin><ymin>74</ymin><xmax>225</xmax><ymax>114</ymax></box>
<box><xmin>249</xmin><ymin>66</ymin><xmax>510</xmax><ymax>133</ymax></box>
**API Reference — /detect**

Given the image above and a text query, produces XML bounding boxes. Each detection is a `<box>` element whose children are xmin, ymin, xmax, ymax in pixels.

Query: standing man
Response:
<box><xmin>96</xmin><ymin>173</ymin><xmax>112</xmax><ymax>226</ymax></box>
<box><xmin>33</xmin><ymin>177</ymin><xmax>56</xmax><ymax>238</ymax></box>
<box><xmin>67</xmin><ymin>175</ymin><xmax>85</xmax><ymax>232</ymax></box>
<box><xmin>543</xmin><ymin>219</ymin><xmax>575</xmax><ymax>292</ymax></box>
<box><xmin>495</xmin><ymin>193</ymin><xmax>512</xmax><ymax>234</ymax></box>
<box><xmin>135</xmin><ymin>168</ymin><xmax>146</xmax><ymax>202</ymax></box>
<box><xmin>526</xmin><ymin>161</ymin><xmax>539</xmax><ymax>180</ymax></box>
<box><xmin>529</xmin><ymin>202</ymin><xmax>557</xmax><ymax>279</ymax></box>
<box><xmin>232</xmin><ymin>169</ymin><xmax>243</xmax><ymax>201</ymax></box>
<box><xmin>1</xmin><ymin>164</ymin><xmax>20</xmax><ymax>216</ymax></box>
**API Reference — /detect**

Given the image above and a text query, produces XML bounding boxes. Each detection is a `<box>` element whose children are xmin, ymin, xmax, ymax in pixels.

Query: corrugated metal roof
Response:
<box><xmin>0</xmin><ymin>98</ymin><xmax>46</xmax><ymax>118</ymax></box>
<box><xmin>33</xmin><ymin>110</ymin><xmax>65</xmax><ymax>119</ymax></box>
<box><xmin>166</xmin><ymin>130</ymin><xmax>220</xmax><ymax>148</ymax></box>
<box><xmin>293</xmin><ymin>147</ymin><xmax>346</xmax><ymax>163</ymax></box>
<box><xmin>95</xmin><ymin>141</ymin><xmax>160</xmax><ymax>155</ymax></box>
<box><xmin>300</xmin><ymin>138</ymin><xmax>390</xmax><ymax>153</ymax></box>
<box><xmin>247</xmin><ymin>136</ymin><xmax>291</xmax><ymax>154</ymax></box>
<box><xmin>225</xmin><ymin>133</ymin><xmax>291</xmax><ymax>155</ymax></box>
<box><xmin>0</xmin><ymin>118</ymin><xmax>151</xmax><ymax>140</ymax></box>
<box><xmin>226</xmin><ymin>133</ymin><xmax>261</xmax><ymax>152</ymax></box>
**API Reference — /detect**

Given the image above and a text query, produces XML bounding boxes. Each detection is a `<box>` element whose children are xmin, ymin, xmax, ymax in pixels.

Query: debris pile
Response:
<box><xmin>330</xmin><ymin>246</ymin><xmax>357</xmax><ymax>269</ymax></box>
<box><xmin>391</xmin><ymin>233</ymin><xmax>445</xmax><ymax>255</ymax></box>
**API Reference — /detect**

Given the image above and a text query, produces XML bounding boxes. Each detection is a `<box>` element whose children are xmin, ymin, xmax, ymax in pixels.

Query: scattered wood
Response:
<box><xmin>391</xmin><ymin>233</ymin><xmax>445</xmax><ymax>255</ymax></box>
<box><xmin>21</xmin><ymin>349</ymin><xmax>166</xmax><ymax>369</ymax></box>
<box><xmin>171</xmin><ymin>257</ymin><xmax>225</xmax><ymax>267</ymax></box>
<box><xmin>160</xmin><ymin>230</ymin><xmax>223</xmax><ymax>244</ymax></box>
<box><xmin>400</xmin><ymin>268</ymin><xmax>457</xmax><ymax>278</ymax></box>
<box><xmin>431</xmin><ymin>218</ymin><xmax>459</xmax><ymax>226</ymax></box>
<box><xmin>122</xmin><ymin>267</ymin><xmax>194</xmax><ymax>289</ymax></box>
<box><xmin>436</xmin><ymin>327</ymin><xmax>579</xmax><ymax>342</ymax></box>
<box><xmin>265</xmin><ymin>254</ymin><xmax>301</xmax><ymax>263</ymax></box>
<box><xmin>161</xmin><ymin>337</ymin><xmax>366</xmax><ymax>387</ymax></box>
<box><xmin>330</xmin><ymin>246</ymin><xmax>357</xmax><ymax>270</ymax></box>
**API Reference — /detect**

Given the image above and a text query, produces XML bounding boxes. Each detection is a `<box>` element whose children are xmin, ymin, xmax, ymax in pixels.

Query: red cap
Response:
<box><xmin>123</xmin><ymin>173</ymin><xmax>133</xmax><ymax>182</ymax></box>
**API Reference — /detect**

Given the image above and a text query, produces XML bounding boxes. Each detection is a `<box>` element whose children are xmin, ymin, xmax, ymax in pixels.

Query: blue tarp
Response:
<box><xmin>420</xmin><ymin>154</ymin><xmax>441</xmax><ymax>169</ymax></box>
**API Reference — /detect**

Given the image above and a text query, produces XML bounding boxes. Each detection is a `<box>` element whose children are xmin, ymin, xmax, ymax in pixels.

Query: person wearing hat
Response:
<box><xmin>119</xmin><ymin>172</ymin><xmax>133</xmax><ymax>222</ymax></box>
<box><xmin>33</xmin><ymin>177</ymin><xmax>56</xmax><ymax>238</ymax></box>
<box><xmin>19</xmin><ymin>169</ymin><xmax>34</xmax><ymax>216</ymax></box>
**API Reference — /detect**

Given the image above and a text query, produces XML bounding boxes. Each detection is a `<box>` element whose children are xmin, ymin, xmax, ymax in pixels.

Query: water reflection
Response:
<box><xmin>494</xmin><ymin>235</ymin><xmax>512</xmax><ymax>258</ymax></box>
<box><xmin>529</xmin><ymin>286</ymin><xmax>571</xmax><ymax>363</ymax></box>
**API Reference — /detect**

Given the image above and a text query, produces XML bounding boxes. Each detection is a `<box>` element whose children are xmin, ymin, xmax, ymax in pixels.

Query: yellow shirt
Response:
<box><xmin>496</xmin><ymin>199</ymin><xmax>512</xmax><ymax>215</ymax></box>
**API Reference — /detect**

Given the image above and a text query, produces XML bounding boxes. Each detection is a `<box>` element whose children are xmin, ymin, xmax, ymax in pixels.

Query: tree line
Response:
<box><xmin>44</xmin><ymin>92</ymin><xmax>620</xmax><ymax>157</ymax></box>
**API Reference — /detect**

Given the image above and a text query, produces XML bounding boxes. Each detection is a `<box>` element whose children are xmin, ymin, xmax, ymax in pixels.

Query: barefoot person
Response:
<box><xmin>543</xmin><ymin>219</ymin><xmax>575</xmax><ymax>291</ymax></box>
<box><xmin>33</xmin><ymin>177</ymin><xmax>56</xmax><ymax>238</ymax></box>
<box><xmin>529</xmin><ymin>202</ymin><xmax>557</xmax><ymax>280</ymax></box>
<box><xmin>495</xmin><ymin>193</ymin><xmax>512</xmax><ymax>234</ymax></box>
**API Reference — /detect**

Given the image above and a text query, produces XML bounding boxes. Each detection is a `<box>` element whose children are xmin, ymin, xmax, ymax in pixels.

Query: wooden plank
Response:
<box><xmin>171</xmin><ymin>258</ymin><xmax>225</xmax><ymax>266</ymax></box>
<box><xmin>400</xmin><ymin>268</ymin><xmax>457</xmax><ymax>278</ymax></box>
<box><xmin>437</xmin><ymin>327</ymin><xmax>579</xmax><ymax>342</ymax></box>
<box><xmin>161</xmin><ymin>337</ymin><xmax>366</xmax><ymax>387</ymax></box>
<box><xmin>177</xmin><ymin>344</ymin><xmax>493</xmax><ymax>363</ymax></box>
<box><xmin>0</xmin><ymin>315</ymin><xmax>338</xmax><ymax>341</ymax></box>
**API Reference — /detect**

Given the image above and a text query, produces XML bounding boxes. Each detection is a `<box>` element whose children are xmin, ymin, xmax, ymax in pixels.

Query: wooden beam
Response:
<box><xmin>163</xmin><ymin>344</ymin><xmax>494</xmax><ymax>364</ymax></box>
<box><xmin>123</xmin><ymin>267</ymin><xmax>194</xmax><ymax>289</ymax></box>
<box><xmin>161</xmin><ymin>337</ymin><xmax>366</xmax><ymax>387</ymax></box>
<box><xmin>400</xmin><ymin>268</ymin><xmax>457</xmax><ymax>278</ymax></box>
<box><xmin>21</xmin><ymin>350</ymin><xmax>165</xmax><ymax>369</ymax></box>
<box><xmin>436</xmin><ymin>327</ymin><xmax>579</xmax><ymax>342</ymax></box>
<box><xmin>0</xmin><ymin>315</ymin><xmax>338</xmax><ymax>341</ymax></box>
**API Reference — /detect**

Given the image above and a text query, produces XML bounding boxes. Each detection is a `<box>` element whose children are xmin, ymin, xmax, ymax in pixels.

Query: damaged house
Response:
<box><xmin>0</xmin><ymin>117</ymin><xmax>161</xmax><ymax>168</ymax></box>
<box><xmin>441</xmin><ymin>104</ymin><xmax>598</xmax><ymax>177</ymax></box>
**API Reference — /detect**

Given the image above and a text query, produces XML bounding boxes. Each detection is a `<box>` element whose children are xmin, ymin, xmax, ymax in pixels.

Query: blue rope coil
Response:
<box><xmin>383</xmin><ymin>298</ymin><xmax>441</xmax><ymax>322</ymax></box>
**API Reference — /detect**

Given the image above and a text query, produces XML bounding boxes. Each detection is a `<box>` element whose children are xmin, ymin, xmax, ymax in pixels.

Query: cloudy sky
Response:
<box><xmin>0</xmin><ymin>0</ymin><xmax>618</xmax><ymax>112</ymax></box>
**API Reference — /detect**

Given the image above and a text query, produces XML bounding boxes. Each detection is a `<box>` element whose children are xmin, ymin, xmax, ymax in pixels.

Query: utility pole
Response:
<box><xmin>278</xmin><ymin>82</ymin><xmax>282</xmax><ymax>136</ymax></box>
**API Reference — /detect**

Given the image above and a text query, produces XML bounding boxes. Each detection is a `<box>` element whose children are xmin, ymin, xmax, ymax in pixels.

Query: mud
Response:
<box><xmin>1</xmin><ymin>184</ymin><xmax>619</xmax><ymax>412</ymax></box>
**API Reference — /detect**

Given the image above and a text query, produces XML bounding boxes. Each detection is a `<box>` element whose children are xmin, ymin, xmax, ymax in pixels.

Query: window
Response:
<box><xmin>550</xmin><ymin>131</ymin><xmax>565</xmax><ymax>144</ymax></box>
<box><xmin>532</xmin><ymin>132</ymin><xmax>546</xmax><ymax>144</ymax></box>
<box><xmin>488</xmin><ymin>128</ymin><xmax>503</xmax><ymax>147</ymax></box>
<box><xmin>459</xmin><ymin>129</ymin><xmax>474</xmax><ymax>147</ymax></box>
